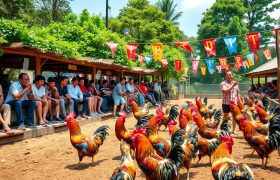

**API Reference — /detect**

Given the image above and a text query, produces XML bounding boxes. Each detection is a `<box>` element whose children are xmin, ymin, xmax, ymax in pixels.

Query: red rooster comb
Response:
<box><xmin>129</xmin><ymin>98</ymin><xmax>135</xmax><ymax>105</ymax></box>
<box><xmin>168</xmin><ymin>120</ymin><xmax>177</xmax><ymax>126</ymax></box>
<box><xmin>132</xmin><ymin>127</ymin><xmax>146</xmax><ymax>136</ymax></box>
<box><xmin>156</xmin><ymin>105</ymin><xmax>164</xmax><ymax>117</ymax></box>
<box><xmin>220</xmin><ymin>135</ymin><xmax>234</xmax><ymax>145</ymax></box>
<box><xmin>119</xmin><ymin>111</ymin><xmax>127</xmax><ymax>118</ymax></box>
<box><xmin>66</xmin><ymin>111</ymin><xmax>76</xmax><ymax>121</ymax></box>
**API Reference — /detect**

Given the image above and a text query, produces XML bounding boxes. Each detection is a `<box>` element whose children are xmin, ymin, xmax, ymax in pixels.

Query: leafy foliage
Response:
<box><xmin>156</xmin><ymin>0</ymin><xmax>183</xmax><ymax>25</ymax></box>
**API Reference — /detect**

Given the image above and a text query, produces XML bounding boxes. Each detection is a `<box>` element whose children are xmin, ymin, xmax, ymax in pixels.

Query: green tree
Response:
<box><xmin>34</xmin><ymin>0</ymin><xmax>73</xmax><ymax>25</ymax></box>
<box><xmin>156</xmin><ymin>0</ymin><xmax>183</xmax><ymax>25</ymax></box>
<box><xmin>243</xmin><ymin>0</ymin><xmax>280</xmax><ymax>45</ymax></box>
<box><xmin>196</xmin><ymin>0</ymin><xmax>249</xmax><ymax>83</ymax></box>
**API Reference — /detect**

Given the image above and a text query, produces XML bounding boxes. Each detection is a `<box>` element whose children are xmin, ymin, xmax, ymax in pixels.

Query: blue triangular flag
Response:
<box><xmin>223</xmin><ymin>36</ymin><xmax>237</xmax><ymax>55</ymax></box>
<box><xmin>144</xmin><ymin>56</ymin><xmax>152</xmax><ymax>64</ymax></box>
<box><xmin>205</xmin><ymin>59</ymin><xmax>214</xmax><ymax>74</ymax></box>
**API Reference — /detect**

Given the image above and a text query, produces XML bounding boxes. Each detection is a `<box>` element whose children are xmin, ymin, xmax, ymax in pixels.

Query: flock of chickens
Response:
<box><xmin>65</xmin><ymin>94</ymin><xmax>280</xmax><ymax>180</ymax></box>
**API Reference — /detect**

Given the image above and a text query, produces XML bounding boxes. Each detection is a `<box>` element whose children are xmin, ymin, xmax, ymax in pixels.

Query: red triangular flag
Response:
<box><xmin>202</xmin><ymin>38</ymin><xmax>216</xmax><ymax>57</ymax></box>
<box><xmin>106</xmin><ymin>42</ymin><xmax>118</xmax><ymax>58</ymax></box>
<box><xmin>174</xmin><ymin>60</ymin><xmax>182</xmax><ymax>72</ymax></box>
<box><xmin>262</xmin><ymin>49</ymin><xmax>272</xmax><ymax>60</ymax></box>
<box><xmin>174</xmin><ymin>41</ymin><xmax>192</xmax><ymax>53</ymax></box>
<box><xmin>126</xmin><ymin>44</ymin><xmax>138</xmax><ymax>60</ymax></box>
<box><xmin>219</xmin><ymin>57</ymin><xmax>228</xmax><ymax>70</ymax></box>
<box><xmin>161</xmin><ymin>59</ymin><xmax>168</xmax><ymax>69</ymax></box>
<box><xmin>246</xmin><ymin>32</ymin><xmax>260</xmax><ymax>52</ymax></box>
<box><xmin>137</xmin><ymin>54</ymin><xmax>144</xmax><ymax>64</ymax></box>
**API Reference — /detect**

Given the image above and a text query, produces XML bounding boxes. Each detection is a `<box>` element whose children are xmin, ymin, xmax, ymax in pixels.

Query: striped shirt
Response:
<box><xmin>220</xmin><ymin>80</ymin><xmax>239</xmax><ymax>105</ymax></box>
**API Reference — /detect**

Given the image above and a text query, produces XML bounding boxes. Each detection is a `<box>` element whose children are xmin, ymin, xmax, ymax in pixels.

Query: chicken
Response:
<box><xmin>145</xmin><ymin>115</ymin><xmax>170</xmax><ymax>157</ymax></box>
<box><xmin>244</xmin><ymin>95</ymin><xmax>255</xmax><ymax>111</ymax></box>
<box><xmin>195</xmin><ymin>96</ymin><xmax>215</xmax><ymax>119</ymax></box>
<box><xmin>237</xmin><ymin>98</ymin><xmax>245</xmax><ymax>111</ymax></box>
<box><xmin>66</xmin><ymin>112</ymin><xmax>109</xmax><ymax>165</ymax></box>
<box><xmin>197</xmin><ymin>137</ymin><xmax>221</xmax><ymax>164</ymax></box>
<box><xmin>240</xmin><ymin>114</ymin><xmax>280</xmax><ymax>167</ymax></box>
<box><xmin>115</xmin><ymin>112</ymin><xmax>134</xmax><ymax>149</ymax></box>
<box><xmin>205</xmin><ymin>109</ymin><xmax>223</xmax><ymax>129</ymax></box>
<box><xmin>111</xmin><ymin>140</ymin><xmax>136</xmax><ymax>180</ymax></box>
<box><xmin>156</xmin><ymin>104</ymin><xmax>170</xmax><ymax>131</ymax></box>
<box><xmin>211</xmin><ymin>135</ymin><xmax>254</xmax><ymax>180</ymax></box>
<box><xmin>133</xmin><ymin>133</ymin><xmax>185</xmax><ymax>180</ymax></box>
<box><xmin>190</xmin><ymin>104</ymin><xmax>231</xmax><ymax>139</ymax></box>
<box><xmin>129</xmin><ymin>99</ymin><xmax>149</xmax><ymax>120</ymax></box>
<box><xmin>178</xmin><ymin>105</ymin><xmax>192</xmax><ymax>131</ymax></box>
<box><xmin>255</xmin><ymin>104</ymin><xmax>272</xmax><ymax>124</ymax></box>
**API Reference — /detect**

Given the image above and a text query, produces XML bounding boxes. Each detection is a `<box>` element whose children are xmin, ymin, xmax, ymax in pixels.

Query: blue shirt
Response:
<box><xmin>67</xmin><ymin>84</ymin><xmax>83</xmax><ymax>99</ymax></box>
<box><xmin>56</xmin><ymin>83</ymin><xmax>68</xmax><ymax>97</ymax></box>
<box><xmin>125</xmin><ymin>83</ymin><xmax>135</xmax><ymax>93</ymax></box>
<box><xmin>5</xmin><ymin>81</ymin><xmax>29</xmax><ymax>103</ymax></box>
<box><xmin>113</xmin><ymin>83</ymin><xmax>125</xmax><ymax>96</ymax></box>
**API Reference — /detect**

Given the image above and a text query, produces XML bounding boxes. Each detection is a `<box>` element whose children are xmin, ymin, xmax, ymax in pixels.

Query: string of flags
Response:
<box><xmin>106</xmin><ymin>28</ymin><xmax>279</xmax><ymax>75</ymax></box>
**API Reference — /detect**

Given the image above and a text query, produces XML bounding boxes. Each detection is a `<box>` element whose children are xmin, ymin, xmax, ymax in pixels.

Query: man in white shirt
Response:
<box><xmin>67</xmin><ymin>77</ymin><xmax>88</xmax><ymax>118</ymax></box>
<box><xmin>5</xmin><ymin>73</ymin><xmax>36</xmax><ymax>130</ymax></box>
<box><xmin>32</xmin><ymin>75</ymin><xmax>49</xmax><ymax>126</ymax></box>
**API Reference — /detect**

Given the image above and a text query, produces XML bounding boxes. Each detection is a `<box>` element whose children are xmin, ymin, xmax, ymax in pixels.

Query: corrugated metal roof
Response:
<box><xmin>244</xmin><ymin>57</ymin><xmax>278</xmax><ymax>77</ymax></box>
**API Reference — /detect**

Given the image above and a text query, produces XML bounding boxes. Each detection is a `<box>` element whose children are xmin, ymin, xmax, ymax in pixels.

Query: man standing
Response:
<box><xmin>112</xmin><ymin>77</ymin><xmax>126</xmax><ymax>118</ymax></box>
<box><xmin>220</xmin><ymin>70</ymin><xmax>240</xmax><ymax>134</ymax></box>
<box><xmin>56</xmin><ymin>76</ymin><xmax>74</xmax><ymax>119</ymax></box>
<box><xmin>5</xmin><ymin>73</ymin><xmax>36</xmax><ymax>130</ymax></box>
<box><xmin>67</xmin><ymin>77</ymin><xmax>88</xmax><ymax>118</ymax></box>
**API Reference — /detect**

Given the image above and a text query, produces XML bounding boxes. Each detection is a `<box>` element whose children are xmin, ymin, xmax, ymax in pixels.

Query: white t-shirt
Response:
<box><xmin>32</xmin><ymin>84</ymin><xmax>46</xmax><ymax>99</ymax></box>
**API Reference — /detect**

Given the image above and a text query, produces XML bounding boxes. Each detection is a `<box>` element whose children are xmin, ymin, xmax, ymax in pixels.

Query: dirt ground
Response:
<box><xmin>0</xmin><ymin>99</ymin><xmax>280</xmax><ymax>180</ymax></box>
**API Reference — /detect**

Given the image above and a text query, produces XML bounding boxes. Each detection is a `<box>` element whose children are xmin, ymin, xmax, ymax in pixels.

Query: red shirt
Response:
<box><xmin>79</xmin><ymin>85</ymin><xmax>88</xmax><ymax>93</ymax></box>
<box><xmin>140</xmin><ymin>83</ymin><xmax>148</xmax><ymax>94</ymax></box>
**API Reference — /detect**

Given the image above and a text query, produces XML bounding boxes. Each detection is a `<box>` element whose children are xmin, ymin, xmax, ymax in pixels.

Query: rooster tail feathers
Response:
<box><xmin>203</xmin><ymin>96</ymin><xmax>208</xmax><ymax>106</ymax></box>
<box><xmin>268</xmin><ymin>115</ymin><xmax>280</xmax><ymax>150</ymax></box>
<box><xmin>170</xmin><ymin>129</ymin><xmax>185</xmax><ymax>147</ymax></box>
<box><xmin>213</xmin><ymin>109</ymin><xmax>223</xmax><ymax>126</ymax></box>
<box><xmin>220</xmin><ymin>117</ymin><xmax>231</xmax><ymax>136</ymax></box>
<box><xmin>93</xmin><ymin>125</ymin><xmax>110</xmax><ymax>143</ymax></box>
<box><xmin>208</xmin><ymin>138</ymin><xmax>221</xmax><ymax>155</ymax></box>
<box><xmin>218</xmin><ymin>163</ymin><xmax>254</xmax><ymax>180</ymax></box>
<box><xmin>111</xmin><ymin>171</ymin><xmax>133</xmax><ymax>180</ymax></box>
<box><xmin>156</xmin><ymin>146</ymin><xmax>184</xmax><ymax>179</ymax></box>
<box><xmin>168</xmin><ymin>105</ymin><xmax>179</xmax><ymax>121</ymax></box>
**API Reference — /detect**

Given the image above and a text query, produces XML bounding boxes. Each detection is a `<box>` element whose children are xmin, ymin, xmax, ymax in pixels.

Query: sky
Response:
<box><xmin>70</xmin><ymin>0</ymin><xmax>280</xmax><ymax>37</ymax></box>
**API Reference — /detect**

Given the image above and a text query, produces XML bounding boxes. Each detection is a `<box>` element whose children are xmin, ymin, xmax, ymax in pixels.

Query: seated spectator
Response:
<box><xmin>140</xmin><ymin>80</ymin><xmax>157</xmax><ymax>107</ymax></box>
<box><xmin>67</xmin><ymin>77</ymin><xmax>88</xmax><ymax>119</ymax></box>
<box><xmin>56</xmin><ymin>76</ymin><xmax>74</xmax><ymax>119</ymax></box>
<box><xmin>79</xmin><ymin>77</ymin><xmax>97</xmax><ymax>117</ymax></box>
<box><xmin>126</xmin><ymin>78</ymin><xmax>145</xmax><ymax>107</ymax></box>
<box><xmin>0</xmin><ymin>73</ymin><xmax>11</xmax><ymax>98</ymax></box>
<box><xmin>112</xmin><ymin>77</ymin><xmax>126</xmax><ymax>118</ymax></box>
<box><xmin>109</xmin><ymin>79</ymin><xmax>116</xmax><ymax>90</ymax></box>
<box><xmin>100</xmin><ymin>80</ymin><xmax>113</xmax><ymax>110</ymax></box>
<box><xmin>0</xmin><ymin>84</ymin><xmax>13</xmax><ymax>134</ymax></box>
<box><xmin>32</xmin><ymin>75</ymin><xmax>50</xmax><ymax>126</ymax></box>
<box><xmin>46</xmin><ymin>77</ymin><xmax>63</xmax><ymax>122</ymax></box>
<box><xmin>5</xmin><ymin>73</ymin><xmax>36</xmax><ymax>130</ymax></box>
<box><xmin>133</xmin><ymin>79</ymin><xmax>145</xmax><ymax>107</ymax></box>
<box><xmin>96</xmin><ymin>80</ymin><xmax>101</xmax><ymax>91</ymax></box>
<box><xmin>161</xmin><ymin>81</ymin><xmax>170</xmax><ymax>99</ymax></box>
<box><xmin>87</xmin><ymin>80</ymin><xmax>104</xmax><ymax>114</ymax></box>
<box><xmin>154</xmin><ymin>80</ymin><xmax>163</xmax><ymax>102</ymax></box>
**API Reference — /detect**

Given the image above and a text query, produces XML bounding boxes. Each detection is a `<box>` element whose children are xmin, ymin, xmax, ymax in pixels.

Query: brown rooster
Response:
<box><xmin>156</xmin><ymin>104</ymin><xmax>170</xmax><ymax>131</ymax></box>
<box><xmin>66</xmin><ymin>112</ymin><xmax>109</xmax><ymax>165</ymax></box>
<box><xmin>111</xmin><ymin>140</ymin><xmax>136</xmax><ymax>180</ymax></box>
<box><xmin>129</xmin><ymin>99</ymin><xmax>149</xmax><ymax>120</ymax></box>
<box><xmin>240</xmin><ymin>114</ymin><xmax>280</xmax><ymax>167</ymax></box>
<box><xmin>115</xmin><ymin>112</ymin><xmax>134</xmax><ymax>149</ymax></box>
<box><xmin>211</xmin><ymin>135</ymin><xmax>254</xmax><ymax>180</ymax></box>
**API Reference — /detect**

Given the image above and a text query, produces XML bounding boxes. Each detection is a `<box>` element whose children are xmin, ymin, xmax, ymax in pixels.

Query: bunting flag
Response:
<box><xmin>192</xmin><ymin>60</ymin><xmax>199</xmax><ymax>75</ymax></box>
<box><xmin>161</xmin><ymin>58</ymin><xmax>168</xmax><ymax>69</ymax></box>
<box><xmin>183</xmin><ymin>67</ymin><xmax>188</xmax><ymax>77</ymax></box>
<box><xmin>202</xmin><ymin>38</ymin><xmax>216</xmax><ymax>57</ymax></box>
<box><xmin>152</xmin><ymin>43</ymin><xmax>163</xmax><ymax>61</ymax></box>
<box><xmin>200</xmin><ymin>67</ymin><xmax>207</xmax><ymax>76</ymax></box>
<box><xmin>216</xmin><ymin>65</ymin><xmax>222</xmax><ymax>73</ymax></box>
<box><xmin>174</xmin><ymin>41</ymin><xmax>192</xmax><ymax>53</ymax></box>
<box><xmin>137</xmin><ymin>54</ymin><xmax>144</xmax><ymax>64</ymax></box>
<box><xmin>246</xmin><ymin>53</ymin><xmax>255</xmax><ymax>66</ymax></box>
<box><xmin>223</xmin><ymin>36</ymin><xmax>237</xmax><ymax>55</ymax></box>
<box><xmin>205</xmin><ymin>59</ymin><xmax>214</xmax><ymax>74</ymax></box>
<box><xmin>144</xmin><ymin>55</ymin><xmax>152</xmax><ymax>64</ymax></box>
<box><xmin>242</xmin><ymin>61</ymin><xmax>247</xmax><ymax>69</ymax></box>
<box><xmin>174</xmin><ymin>60</ymin><xmax>182</xmax><ymax>72</ymax></box>
<box><xmin>234</xmin><ymin>55</ymin><xmax>243</xmax><ymax>67</ymax></box>
<box><xmin>254</xmin><ymin>52</ymin><xmax>259</xmax><ymax>62</ymax></box>
<box><xmin>234</xmin><ymin>62</ymin><xmax>240</xmax><ymax>71</ymax></box>
<box><xmin>106</xmin><ymin>43</ymin><xmax>118</xmax><ymax>58</ymax></box>
<box><xmin>246</xmin><ymin>32</ymin><xmax>260</xmax><ymax>52</ymax></box>
<box><xmin>126</xmin><ymin>44</ymin><xmax>138</xmax><ymax>60</ymax></box>
<box><xmin>219</xmin><ymin>57</ymin><xmax>228</xmax><ymax>69</ymax></box>
<box><xmin>262</xmin><ymin>49</ymin><xmax>272</xmax><ymax>60</ymax></box>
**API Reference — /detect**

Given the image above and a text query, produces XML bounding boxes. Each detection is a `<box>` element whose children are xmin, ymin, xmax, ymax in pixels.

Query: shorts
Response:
<box><xmin>113</xmin><ymin>95</ymin><xmax>125</xmax><ymax>105</ymax></box>
<box><xmin>222</xmin><ymin>104</ymin><xmax>231</xmax><ymax>113</ymax></box>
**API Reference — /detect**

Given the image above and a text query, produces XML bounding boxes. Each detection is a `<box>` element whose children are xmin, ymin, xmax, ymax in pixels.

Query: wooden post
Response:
<box><xmin>35</xmin><ymin>56</ymin><xmax>41</xmax><ymax>75</ymax></box>
<box><xmin>92</xmin><ymin>66</ymin><xmax>96</xmax><ymax>81</ymax></box>
<box><xmin>265</xmin><ymin>75</ymin><xmax>267</xmax><ymax>84</ymax></box>
<box><xmin>258</xmin><ymin>76</ymin><xmax>260</xmax><ymax>84</ymax></box>
<box><xmin>138</xmin><ymin>73</ymin><xmax>141</xmax><ymax>84</ymax></box>
<box><xmin>152</xmin><ymin>74</ymin><xmax>154</xmax><ymax>82</ymax></box>
<box><xmin>276</xmin><ymin>28</ymin><xmax>280</xmax><ymax>102</ymax></box>
<box><xmin>121</xmin><ymin>70</ymin><xmax>124</xmax><ymax>78</ymax></box>
<box><xmin>251</xmin><ymin>77</ymin><xmax>253</xmax><ymax>85</ymax></box>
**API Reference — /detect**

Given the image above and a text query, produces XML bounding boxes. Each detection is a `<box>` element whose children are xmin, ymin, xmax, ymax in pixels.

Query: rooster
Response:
<box><xmin>255</xmin><ymin>104</ymin><xmax>273</xmax><ymax>124</ymax></box>
<box><xmin>244</xmin><ymin>95</ymin><xmax>255</xmax><ymax>111</ymax></box>
<box><xmin>133</xmin><ymin>133</ymin><xmax>185</xmax><ymax>180</ymax></box>
<box><xmin>190</xmin><ymin>104</ymin><xmax>230</xmax><ymax>139</ymax></box>
<box><xmin>197</xmin><ymin>137</ymin><xmax>221</xmax><ymax>164</ymax></box>
<box><xmin>240</xmin><ymin>114</ymin><xmax>280</xmax><ymax>167</ymax></box>
<box><xmin>178</xmin><ymin>105</ymin><xmax>193</xmax><ymax>131</ymax></box>
<box><xmin>195</xmin><ymin>97</ymin><xmax>215</xmax><ymax>119</ymax></box>
<box><xmin>111</xmin><ymin>140</ymin><xmax>136</xmax><ymax>180</ymax></box>
<box><xmin>66</xmin><ymin>112</ymin><xmax>109</xmax><ymax>165</ymax></box>
<box><xmin>156</xmin><ymin>104</ymin><xmax>171</xmax><ymax>131</ymax></box>
<box><xmin>129</xmin><ymin>99</ymin><xmax>149</xmax><ymax>120</ymax></box>
<box><xmin>115</xmin><ymin>112</ymin><xmax>134</xmax><ymax>149</ymax></box>
<box><xmin>211</xmin><ymin>135</ymin><xmax>254</xmax><ymax>180</ymax></box>
<box><xmin>205</xmin><ymin>109</ymin><xmax>223</xmax><ymax>129</ymax></box>
<box><xmin>168</xmin><ymin>124</ymin><xmax>196</xmax><ymax>180</ymax></box>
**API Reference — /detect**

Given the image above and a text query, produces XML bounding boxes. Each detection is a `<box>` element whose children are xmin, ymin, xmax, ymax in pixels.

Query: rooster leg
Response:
<box><xmin>209</xmin><ymin>156</ymin><xmax>211</xmax><ymax>164</ymax></box>
<box><xmin>196</xmin><ymin>156</ymin><xmax>201</xmax><ymax>164</ymax></box>
<box><xmin>261</xmin><ymin>158</ymin><xmax>264</xmax><ymax>168</ymax></box>
<box><xmin>264</xmin><ymin>157</ymin><xmax>268</xmax><ymax>167</ymax></box>
<box><xmin>186</xmin><ymin>168</ymin><xmax>190</xmax><ymax>180</ymax></box>
<box><xmin>250</xmin><ymin>150</ymin><xmax>255</xmax><ymax>155</ymax></box>
<box><xmin>92</xmin><ymin>156</ymin><xmax>94</xmax><ymax>165</ymax></box>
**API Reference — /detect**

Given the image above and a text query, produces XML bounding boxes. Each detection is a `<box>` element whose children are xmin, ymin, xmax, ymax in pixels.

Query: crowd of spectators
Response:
<box><xmin>248</xmin><ymin>80</ymin><xmax>278</xmax><ymax>99</ymax></box>
<box><xmin>0</xmin><ymin>73</ymin><xmax>171</xmax><ymax>132</ymax></box>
